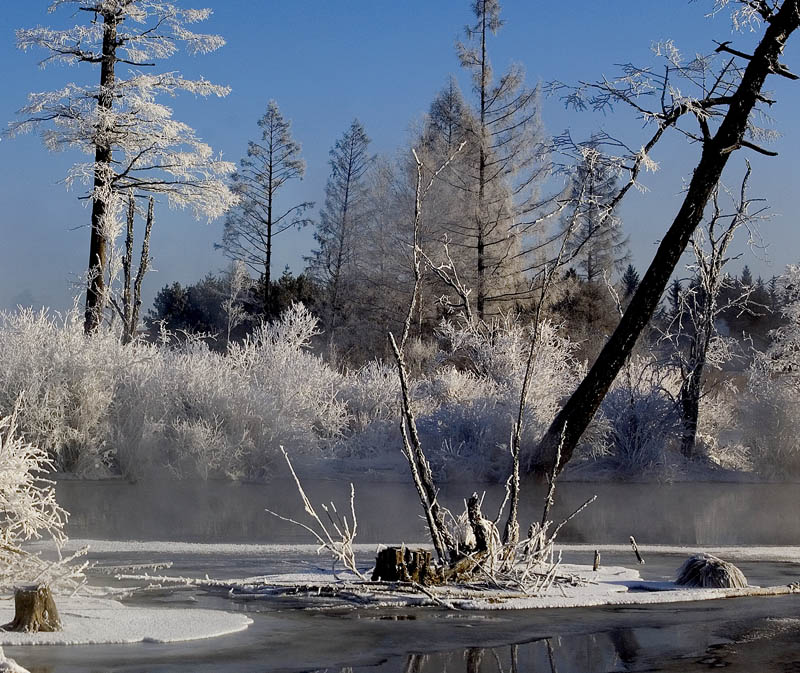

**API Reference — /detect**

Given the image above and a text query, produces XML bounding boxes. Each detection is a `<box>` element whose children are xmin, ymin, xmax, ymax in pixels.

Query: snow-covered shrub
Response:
<box><xmin>414</xmin><ymin>318</ymin><xmax>582</xmax><ymax>480</ymax></box>
<box><xmin>695</xmin><ymin>380</ymin><xmax>750</xmax><ymax>471</ymax></box>
<box><xmin>338</xmin><ymin>360</ymin><xmax>400</xmax><ymax>432</ymax></box>
<box><xmin>598</xmin><ymin>356</ymin><xmax>682</xmax><ymax>475</ymax></box>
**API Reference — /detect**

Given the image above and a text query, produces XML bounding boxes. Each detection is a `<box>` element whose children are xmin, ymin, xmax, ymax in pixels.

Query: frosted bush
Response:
<box><xmin>339</xmin><ymin>360</ymin><xmax>400</xmax><ymax>432</ymax></box>
<box><xmin>356</xmin><ymin>317</ymin><xmax>582</xmax><ymax>480</ymax></box>
<box><xmin>599</xmin><ymin>356</ymin><xmax>682</xmax><ymax>475</ymax></box>
<box><xmin>0</xmin><ymin>308</ymin><xmax>133</xmax><ymax>476</ymax></box>
<box><xmin>0</xmin><ymin>304</ymin><xmax>348</xmax><ymax>481</ymax></box>
<box><xmin>694</xmin><ymin>382</ymin><xmax>750</xmax><ymax>471</ymax></box>
<box><xmin>742</xmin><ymin>266</ymin><xmax>800</xmax><ymax>477</ymax></box>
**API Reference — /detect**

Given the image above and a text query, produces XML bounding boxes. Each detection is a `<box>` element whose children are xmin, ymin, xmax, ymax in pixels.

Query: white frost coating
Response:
<box><xmin>0</xmin><ymin>596</ymin><xmax>251</xmax><ymax>646</ymax></box>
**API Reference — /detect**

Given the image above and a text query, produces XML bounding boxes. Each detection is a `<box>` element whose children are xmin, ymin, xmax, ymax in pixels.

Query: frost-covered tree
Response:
<box><xmin>536</xmin><ymin>0</ymin><xmax>800</xmax><ymax>475</ymax></box>
<box><xmin>11</xmin><ymin>1</ymin><xmax>236</xmax><ymax>333</ymax></box>
<box><xmin>0</xmin><ymin>406</ymin><xmax>85</xmax><ymax>593</ymax></box>
<box><xmin>219</xmin><ymin>101</ymin><xmax>313</xmax><ymax>317</ymax></box>
<box><xmin>558</xmin><ymin>141</ymin><xmax>629</xmax><ymax>283</ymax></box>
<box><xmin>663</xmin><ymin>168</ymin><xmax>763</xmax><ymax>459</ymax></box>
<box><xmin>454</xmin><ymin>0</ymin><xmax>551</xmax><ymax>319</ymax></box>
<box><xmin>308</xmin><ymin>120</ymin><xmax>372</xmax><ymax>340</ymax></box>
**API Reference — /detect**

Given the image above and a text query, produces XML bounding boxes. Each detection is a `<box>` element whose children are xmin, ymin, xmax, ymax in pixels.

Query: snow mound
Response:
<box><xmin>0</xmin><ymin>596</ymin><xmax>251</xmax><ymax>646</ymax></box>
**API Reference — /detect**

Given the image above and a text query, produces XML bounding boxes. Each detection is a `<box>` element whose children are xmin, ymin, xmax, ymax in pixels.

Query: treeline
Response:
<box><xmin>147</xmin><ymin>264</ymin><xmax>786</xmax><ymax>366</ymax></box>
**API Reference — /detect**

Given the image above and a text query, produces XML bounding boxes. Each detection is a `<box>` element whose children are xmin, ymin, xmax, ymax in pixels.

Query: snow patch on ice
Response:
<box><xmin>0</xmin><ymin>596</ymin><xmax>251</xmax><ymax>646</ymax></box>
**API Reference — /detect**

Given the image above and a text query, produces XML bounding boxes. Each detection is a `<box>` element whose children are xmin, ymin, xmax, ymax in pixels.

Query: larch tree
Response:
<box><xmin>534</xmin><ymin>0</ymin><xmax>800</xmax><ymax>475</ymax></box>
<box><xmin>219</xmin><ymin>101</ymin><xmax>312</xmax><ymax>317</ymax></box>
<box><xmin>454</xmin><ymin>0</ymin><xmax>551</xmax><ymax>320</ymax></box>
<box><xmin>307</xmin><ymin>120</ymin><xmax>372</xmax><ymax>341</ymax></box>
<box><xmin>10</xmin><ymin>0</ymin><xmax>236</xmax><ymax>334</ymax></box>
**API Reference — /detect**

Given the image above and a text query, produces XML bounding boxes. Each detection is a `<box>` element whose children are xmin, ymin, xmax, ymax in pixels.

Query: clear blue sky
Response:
<box><xmin>1</xmin><ymin>1</ymin><xmax>798</xmax><ymax>311</ymax></box>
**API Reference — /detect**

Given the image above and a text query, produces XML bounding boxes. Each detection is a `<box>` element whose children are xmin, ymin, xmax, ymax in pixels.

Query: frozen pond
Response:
<box><xmin>6</xmin><ymin>479</ymin><xmax>799</xmax><ymax>672</ymax></box>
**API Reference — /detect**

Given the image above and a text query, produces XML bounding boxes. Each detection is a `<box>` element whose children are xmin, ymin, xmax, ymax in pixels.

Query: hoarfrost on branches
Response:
<box><xmin>10</xmin><ymin>1</ymin><xmax>236</xmax><ymax>332</ymax></box>
<box><xmin>0</xmin><ymin>405</ymin><xmax>86</xmax><ymax>592</ymax></box>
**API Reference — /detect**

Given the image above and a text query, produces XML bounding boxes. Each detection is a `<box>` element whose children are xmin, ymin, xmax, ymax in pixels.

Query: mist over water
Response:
<box><xmin>56</xmin><ymin>478</ymin><xmax>800</xmax><ymax>546</ymax></box>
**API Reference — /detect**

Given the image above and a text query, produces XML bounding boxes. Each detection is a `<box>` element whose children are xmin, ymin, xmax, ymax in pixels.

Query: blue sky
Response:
<box><xmin>1</xmin><ymin>1</ymin><xmax>798</xmax><ymax>311</ymax></box>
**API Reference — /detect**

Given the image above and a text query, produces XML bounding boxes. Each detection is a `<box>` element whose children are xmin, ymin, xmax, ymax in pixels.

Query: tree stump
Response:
<box><xmin>372</xmin><ymin>547</ymin><xmax>436</xmax><ymax>584</ymax></box>
<box><xmin>3</xmin><ymin>585</ymin><xmax>61</xmax><ymax>633</ymax></box>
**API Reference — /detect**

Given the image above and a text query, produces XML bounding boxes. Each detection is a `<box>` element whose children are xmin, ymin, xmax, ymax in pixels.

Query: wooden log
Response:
<box><xmin>629</xmin><ymin>536</ymin><xmax>645</xmax><ymax>565</ymax></box>
<box><xmin>3</xmin><ymin>585</ymin><xmax>61</xmax><ymax>633</ymax></box>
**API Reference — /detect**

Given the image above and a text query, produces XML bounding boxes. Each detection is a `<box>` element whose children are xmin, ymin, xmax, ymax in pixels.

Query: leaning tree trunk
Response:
<box><xmin>533</xmin><ymin>2</ymin><xmax>800</xmax><ymax>474</ymax></box>
<box><xmin>679</xmin><ymin>349</ymin><xmax>705</xmax><ymax>460</ymax></box>
<box><xmin>3</xmin><ymin>585</ymin><xmax>61</xmax><ymax>633</ymax></box>
<box><xmin>84</xmin><ymin>10</ymin><xmax>118</xmax><ymax>334</ymax></box>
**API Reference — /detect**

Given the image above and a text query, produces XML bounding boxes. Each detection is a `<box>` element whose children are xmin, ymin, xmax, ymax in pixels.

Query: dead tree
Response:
<box><xmin>111</xmin><ymin>194</ymin><xmax>154</xmax><ymax>344</ymax></box>
<box><xmin>535</xmin><ymin>0</ymin><xmax>800</xmax><ymax>475</ymax></box>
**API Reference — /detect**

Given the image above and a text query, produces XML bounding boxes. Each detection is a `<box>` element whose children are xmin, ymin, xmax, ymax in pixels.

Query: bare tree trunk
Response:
<box><xmin>127</xmin><ymin>197</ymin><xmax>153</xmax><ymax>343</ymax></box>
<box><xmin>122</xmin><ymin>192</ymin><xmax>135</xmax><ymax>333</ymax></box>
<box><xmin>679</xmin><ymin>358</ymin><xmax>704</xmax><ymax>459</ymax></box>
<box><xmin>84</xmin><ymin>10</ymin><xmax>118</xmax><ymax>333</ymax></box>
<box><xmin>476</xmin><ymin>6</ymin><xmax>489</xmax><ymax>322</ymax></box>
<box><xmin>534</xmin><ymin>3</ymin><xmax>800</xmax><ymax>475</ymax></box>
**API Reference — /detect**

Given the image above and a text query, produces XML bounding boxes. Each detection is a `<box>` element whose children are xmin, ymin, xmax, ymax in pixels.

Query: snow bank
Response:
<box><xmin>0</xmin><ymin>596</ymin><xmax>251</xmax><ymax>646</ymax></box>
<box><xmin>118</xmin><ymin>562</ymin><xmax>800</xmax><ymax>612</ymax></box>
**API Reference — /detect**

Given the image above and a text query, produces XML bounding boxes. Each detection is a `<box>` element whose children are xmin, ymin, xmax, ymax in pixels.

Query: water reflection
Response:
<box><xmin>320</xmin><ymin>634</ymin><xmax>646</xmax><ymax>672</ymax></box>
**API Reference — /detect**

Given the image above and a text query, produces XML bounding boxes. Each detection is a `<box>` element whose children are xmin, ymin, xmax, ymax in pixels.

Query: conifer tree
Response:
<box><xmin>219</xmin><ymin>101</ymin><xmax>313</xmax><ymax>317</ymax></box>
<box><xmin>308</xmin><ymin>120</ymin><xmax>373</xmax><ymax>339</ymax></box>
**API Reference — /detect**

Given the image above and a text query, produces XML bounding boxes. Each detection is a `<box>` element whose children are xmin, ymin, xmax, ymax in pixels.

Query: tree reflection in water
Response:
<box><xmin>327</xmin><ymin>628</ymin><xmax>644</xmax><ymax>672</ymax></box>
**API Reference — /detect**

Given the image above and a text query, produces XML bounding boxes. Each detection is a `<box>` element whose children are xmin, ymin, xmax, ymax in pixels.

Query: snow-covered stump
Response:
<box><xmin>3</xmin><ymin>585</ymin><xmax>61</xmax><ymax>633</ymax></box>
<box><xmin>675</xmin><ymin>553</ymin><xmax>748</xmax><ymax>589</ymax></box>
<box><xmin>372</xmin><ymin>548</ymin><xmax>436</xmax><ymax>584</ymax></box>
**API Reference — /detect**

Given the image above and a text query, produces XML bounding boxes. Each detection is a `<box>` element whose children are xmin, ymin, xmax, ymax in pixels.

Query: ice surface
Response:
<box><xmin>0</xmin><ymin>596</ymin><xmax>251</xmax><ymax>646</ymax></box>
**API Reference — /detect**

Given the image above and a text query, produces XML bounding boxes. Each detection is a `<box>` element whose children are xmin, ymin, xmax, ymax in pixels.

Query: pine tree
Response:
<box><xmin>740</xmin><ymin>264</ymin><xmax>754</xmax><ymax>288</ymax></box>
<box><xmin>621</xmin><ymin>264</ymin><xmax>640</xmax><ymax>298</ymax></box>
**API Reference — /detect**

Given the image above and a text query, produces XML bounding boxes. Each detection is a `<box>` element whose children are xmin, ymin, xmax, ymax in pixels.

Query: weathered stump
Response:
<box><xmin>3</xmin><ymin>585</ymin><xmax>61</xmax><ymax>633</ymax></box>
<box><xmin>372</xmin><ymin>547</ymin><xmax>436</xmax><ymax>584</ymax></box>
<box><xmin>676</xmin><ymin>553</ymin><xmax>747</xmax><ymax>589</ymax></box>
